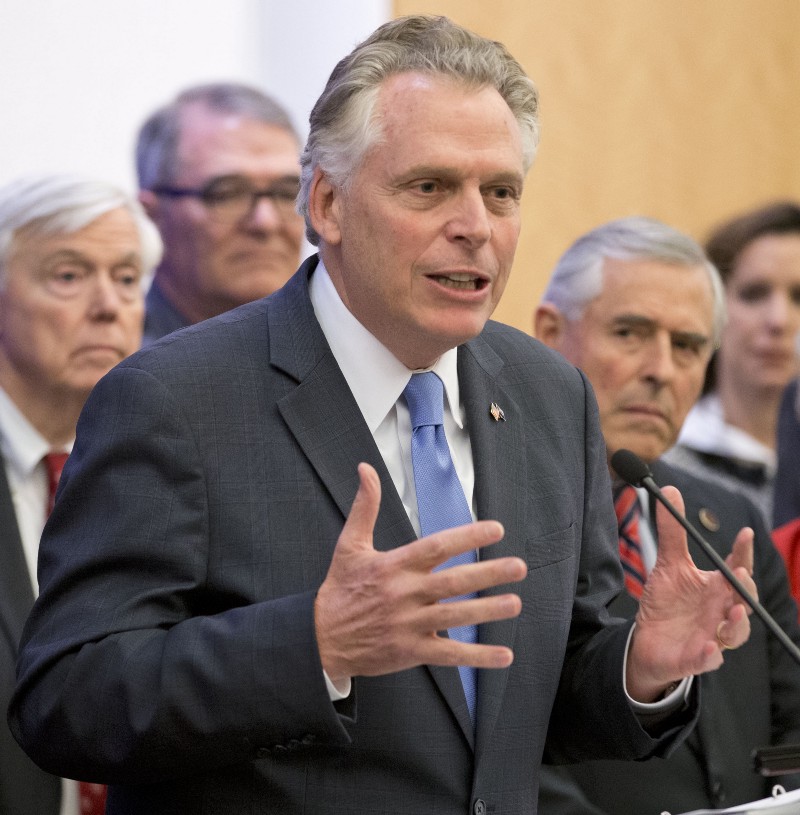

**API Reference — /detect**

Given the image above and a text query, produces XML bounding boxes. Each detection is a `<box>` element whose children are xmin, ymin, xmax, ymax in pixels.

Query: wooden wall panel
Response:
<box><xmin>393</xmin><ymin>0</ymin><xmax>800</xmax><ymax>333</ymax></box>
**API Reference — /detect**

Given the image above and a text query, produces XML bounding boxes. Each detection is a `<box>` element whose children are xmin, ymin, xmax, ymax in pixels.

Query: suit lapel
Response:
<box><xmin>268</xmin><ymin>257</ymin><xmax>415</xmax><ymax>552</ymax></box>
<box><xmin>458</xmin><ymin>336</ymin><xmax>527</xmax><ymax>748</ymax></box>
<box><xmin>0</xmin><ymin>455</ymin><xmax>34</xmax><ymax>654</ymax></box>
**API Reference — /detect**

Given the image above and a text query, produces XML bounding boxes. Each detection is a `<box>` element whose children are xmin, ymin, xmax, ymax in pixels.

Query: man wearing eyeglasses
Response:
<box><xmin>137</xmin><ymin>82</ymin><xmax>305</xmax><ymax>344</ymax></box>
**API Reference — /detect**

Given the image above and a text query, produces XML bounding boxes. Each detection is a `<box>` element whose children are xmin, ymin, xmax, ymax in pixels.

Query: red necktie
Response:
<box><xmin>613</xmin><ymin>484</ymin><xmax>647</xmax><ymax>599</ymax></box>
<box><xmin>43</xmin><ymin>451</ymin><xmax>108</xmax><ymax>815</ymax></box>
<box><xmin>44</xmin><ymin>451</ymin><xmax>69</xmax><ymax>516</ymax></box>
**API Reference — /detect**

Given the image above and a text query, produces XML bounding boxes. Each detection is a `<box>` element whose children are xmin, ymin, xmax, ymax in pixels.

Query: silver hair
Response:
<box><xmin>542</xmin><ymin>216</ymin><xmax>726</xmax><ymax>346</ymax></box>
<box><xmin>136</xmin><ymin>82</ymin><xmax>299</xmax><ymax>189</ymax></box>
<box><xmin>298</xmin><ymin>14</ymin><xmax>540</xmax><ymax>245</ymax></box>
<box><xmin>0</xmin><ymin>174</ymin><xmax>163</xmax><ymax>288</ymax></box>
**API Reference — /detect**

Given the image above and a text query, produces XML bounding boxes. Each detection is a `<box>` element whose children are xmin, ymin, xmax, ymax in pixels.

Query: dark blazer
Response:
<box><xmin>142</xmin><ymin>278</ymin><xmax>191</xmax><ymax>347</ymax></box>
<box><xmin>0</xmin><ymin>457</ymin><xmax>61</xmax><ymax>815</ymax></box>
<box><xmin>11</xmin><ymin>257</ymin><xmax>694</xmax><ymax>815</ymax></box>
<box><xmin>774</xmin><ymin>378</ymin><xmax>800</xmax><ymax>528</ymax></box>
<box><xmin>538</xmin><ymin>459</ymin><xmax>800</xmax><ymax>815</ymax></box>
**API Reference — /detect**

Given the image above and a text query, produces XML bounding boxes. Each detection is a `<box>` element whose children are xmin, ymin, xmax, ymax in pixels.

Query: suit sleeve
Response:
<box><xmin>10</xmin><ymin>365</ymin><xmax>351</xmax><ymax>784</ymax></box>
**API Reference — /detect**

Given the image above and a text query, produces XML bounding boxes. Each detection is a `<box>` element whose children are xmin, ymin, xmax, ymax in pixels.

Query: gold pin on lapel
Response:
<box><xmin>698</xmin><ymin>508</ymin><xmax>720</xmax><ymax>532</ymax></box>
<box><xmin>490</xmin><ymin>402</ymin><xmax>506</xmax><ymax>422</ymax></box>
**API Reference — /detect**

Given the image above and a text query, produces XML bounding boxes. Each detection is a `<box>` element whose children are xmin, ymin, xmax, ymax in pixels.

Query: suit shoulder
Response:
<box><xmin>479</xmin><ymin>320</ymin><xmax>583</xmax><ymax>375</ymax></box>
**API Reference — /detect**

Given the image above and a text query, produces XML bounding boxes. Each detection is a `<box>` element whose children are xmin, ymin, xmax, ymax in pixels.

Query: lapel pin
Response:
<box><xmin>489</xmin><ymin>402</ymin><xmax>505</xmax><ymax>422</ymax></box>
<box><xmin>698</xmin><ymin>508</ymin><xmax>720</xmax><ymax>532</ymax></box>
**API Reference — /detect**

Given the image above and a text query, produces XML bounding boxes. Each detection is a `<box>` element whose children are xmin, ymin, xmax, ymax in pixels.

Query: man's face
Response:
<box><xmin>0</xmin><ymin>208</ymin><xmax>145</xmax><ymax>405</ymax></box>
<box><xmin>314</xmin><ymin>73</ymin><xmax>525</xmax><ymax>369</ymax></box>
<box><xmin>537</xmin><ymin>258</ymin><xmax>716</xmax><ymax>463</ymax></box>
<box><xmin>143</xmin><ymin>102</ymin><xmax>304</xmax><ymax>323</ymax></box>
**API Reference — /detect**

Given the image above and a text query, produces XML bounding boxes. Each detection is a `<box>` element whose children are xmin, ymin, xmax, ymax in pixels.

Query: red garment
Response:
<box><xmin>773</xmin><ymin>518</ymin><xmax>800</xmax><ymax>622</ymax></box>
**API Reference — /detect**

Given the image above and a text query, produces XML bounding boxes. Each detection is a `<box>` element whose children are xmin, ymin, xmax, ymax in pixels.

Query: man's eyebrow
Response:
<box><xmin>611</xmin><ymin>314</ymin><xmax>710</xmax><ymax>346</ymax></box>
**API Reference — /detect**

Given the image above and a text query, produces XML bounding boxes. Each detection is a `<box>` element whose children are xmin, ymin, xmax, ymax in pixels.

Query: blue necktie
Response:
<box><xmin>403</xmin><ymin>371</ymin><xmax>478</xmax><ymax>722</ymax></box>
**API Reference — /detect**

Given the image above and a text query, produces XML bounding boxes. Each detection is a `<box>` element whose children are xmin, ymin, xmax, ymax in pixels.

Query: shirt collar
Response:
<box><xmin>0</xmin><ymin>387</ymin><xmax>55</xmax><ymax>477</ymax></box>
<box><xmin>309</xmin><ymin>260</ymin><xmax>463</xmax><ymax>433</ymax></box>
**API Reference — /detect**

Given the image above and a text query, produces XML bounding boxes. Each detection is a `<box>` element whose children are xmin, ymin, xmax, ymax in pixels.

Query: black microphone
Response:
<box><xmin>610</xmin><ymin>448</ymin><xmax>800</xmax><ymax>667</ymax></box>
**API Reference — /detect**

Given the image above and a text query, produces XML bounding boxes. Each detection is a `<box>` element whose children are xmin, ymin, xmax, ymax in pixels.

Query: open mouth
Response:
<box><xmin>429</xmin><ymin>273</ymin><xmax>487</xmax><ymax>291</ymax></box>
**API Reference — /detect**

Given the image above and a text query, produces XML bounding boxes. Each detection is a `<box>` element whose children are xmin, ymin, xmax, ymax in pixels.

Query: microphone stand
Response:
<box><xmin>610</xmin><ymin>449</ymin><xmax>800</xmax><ymax>667</ymax></box>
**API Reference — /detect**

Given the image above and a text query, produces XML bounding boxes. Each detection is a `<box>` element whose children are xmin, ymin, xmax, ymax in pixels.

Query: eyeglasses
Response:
<box><xmin>151</xmin><ymin>175</ymin><xmax>300</xmax><ymax>224</ymax></box>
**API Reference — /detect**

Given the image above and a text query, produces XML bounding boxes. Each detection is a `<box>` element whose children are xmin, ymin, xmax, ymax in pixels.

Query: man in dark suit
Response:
<box><xmin>136</xmin><ymin>82</ymin><xmax>305</xmax><ymax>345</ymax></box>
<box><xmin>11</xmin><ymin>18</ymin><xmax>755</xmax><ymax>815</ymax></box>
<box><xmin>535</xmin><ymin>216</ymin><xmax>800</xmax><ymax>814</ymax></box>
<box><xmin>0</xmin><ymin>174</ymin><xmax>161</xmax><ymax>815</ymax></box>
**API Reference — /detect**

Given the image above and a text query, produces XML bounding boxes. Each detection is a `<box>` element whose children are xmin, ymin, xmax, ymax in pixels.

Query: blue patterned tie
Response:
<box><xmin>403</xmin><ymin>372</ymin><xmax>478</xmax><ymax>722</ymax></box>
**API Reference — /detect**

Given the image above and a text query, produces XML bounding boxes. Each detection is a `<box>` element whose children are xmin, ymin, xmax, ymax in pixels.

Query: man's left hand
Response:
<box><xmin>626</xmin><ymin>485</ymin><xmax>755</xmax><ymax>702</ymax></box>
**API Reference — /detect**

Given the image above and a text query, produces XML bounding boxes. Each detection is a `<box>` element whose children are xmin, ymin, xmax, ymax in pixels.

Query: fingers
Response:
<box><xmin>398</xmin><ymin>519</ymin><xmax>507</xmax><ymax>572</ymax></box>
<box><xmin>727</xmin><ymin>527</ymin><xmax>754</xmax><ymax>576</ymax></box>
<box><xmin>715</xmin><ymin>601</ymin><xmax>751</xmax><ymax>651</ymax></box>
<box><xmin>422</xmin><ymin>592</ymin><xmax>523</xmax><ymax>632</ymax></box>
<box><xmin>425</xmin><ymin>555</ymin><xmax>527</xmax><ymax>603</ymax></box>
<box><xmin>652</xmin><ymin>486</ymin><xmax>692</xmax><ymax>565</ymax></box>
<box><xmin>337</xmin><ymin>462</ymin><xmax>382</xmax><ymax>553</ymax></box>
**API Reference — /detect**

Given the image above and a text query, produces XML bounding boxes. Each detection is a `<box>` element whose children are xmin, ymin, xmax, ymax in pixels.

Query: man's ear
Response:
<box><xmin>308</xmin><ymin>168</ymin><xmax>342</xmax><ymax>246</ymax></box>
<box><xmin>533</xmin><ymin>303</ymin><xmax>567</xmax><ymax>350</ymax></box>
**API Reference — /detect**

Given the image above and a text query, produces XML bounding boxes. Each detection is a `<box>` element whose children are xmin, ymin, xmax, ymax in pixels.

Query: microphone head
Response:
<box><xmin>610</xmin><ymin>449</ymin><xmax>653</xmax><ymax>487</ymax></box>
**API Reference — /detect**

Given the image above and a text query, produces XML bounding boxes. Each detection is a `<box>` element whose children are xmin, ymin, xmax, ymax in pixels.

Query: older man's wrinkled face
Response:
<box><xmin>0</xmin><ymin>208</ymin><xmax>145</xmax><ymax>404</ymax></box>
<box><xmin>540</xmin><ymin>258</ymin><xmax>716</xmax><ymax>463</ymax></box>
<box><xmin>313</xmin><ymin>73</ymin><xmax>525</xmax><ymax>369</ymax></box>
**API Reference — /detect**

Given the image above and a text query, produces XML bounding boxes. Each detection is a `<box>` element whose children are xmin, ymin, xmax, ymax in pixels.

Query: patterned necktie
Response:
<box><xmin>43</xmin><ymin>451</ymin><xmax>108</xmax><ymax>815</ymax></box>
<box><xmin>403</xmin><ymin>372</ymin><xmax>478</xmax><ymax>722</ymax></box>
<box><xmin>613</xmin><ymin>484</ymin><xmax>647</xmax><ymax>599</ymax></box>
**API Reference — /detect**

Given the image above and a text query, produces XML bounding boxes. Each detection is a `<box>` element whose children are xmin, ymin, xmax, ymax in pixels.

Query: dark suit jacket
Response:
<box><xmin>11</xmin><ymin>257</ymin><xmax>694</xmax><ymax>815</ymax></box>
<box><xmin>0</xmin><ymin>457</ymin><xmax>61</xmax><ymax>815</ymax></box>
<box><xmin>142</xmin><ymin>278</ymin><xmax>191</xmax><ymax>347</ymax></box>
<box><xmin>774</xmin><ymin>378</ymin><xmax>800</xmax><ymax>528</ymax></box>
<box><xmin>538</xmin><ymin>459</ymin><xmax>800</xmax><ymax>815</ymax></box>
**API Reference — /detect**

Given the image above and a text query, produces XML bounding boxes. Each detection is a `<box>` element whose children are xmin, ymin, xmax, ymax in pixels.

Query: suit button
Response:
<box><xmin>473</xmin><ymin>799</ymin><xmax>487</xmax><ymax>815</ymax></box>
<box><xmin>255</xmin><ymin>747</ymin><xmax>270</xmax><ymax>759</ymax></box>
<box><xmin>301</xmin><ymin>734</ymin><xmax>316</xmax><ymax>746</ymax></box>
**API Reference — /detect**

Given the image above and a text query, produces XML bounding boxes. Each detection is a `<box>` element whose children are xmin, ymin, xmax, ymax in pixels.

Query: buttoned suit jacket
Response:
<box><xmin>11</xmin><ymin>257</ymin><xmax>695</xmax><ymax>815</ymax></box>
<box><xmin>538</xmin><ymin>459</ymin><xmax>800</xmax><ymax>815</ymax></box>
<box><xmin>0</xmin><ymin>457</ymin><xmax>61</xmax><ymax>815</ymax></box>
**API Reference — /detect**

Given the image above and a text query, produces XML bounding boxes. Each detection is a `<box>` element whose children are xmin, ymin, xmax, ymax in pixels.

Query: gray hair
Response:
<box><xmin>542</xmin><ymin>216</ymin><xmax>726</xmax><ymax>346</ymax></box>
<box><xmin>298</xmin><ymin>14</ymin><xmax>540</xmax><ymax>245</ymax></box>
<box><xmin>0</xmin><ymin>174</ymin><xmax>163</xmax><ymax>288</ymax></box>
<box><xmin>136</xmin><ymin>82</ymin><xmax>299</xmax><ymax>189</ymax></box>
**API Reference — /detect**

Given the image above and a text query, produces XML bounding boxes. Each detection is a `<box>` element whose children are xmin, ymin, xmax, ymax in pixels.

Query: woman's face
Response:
<box><xmin>718</xmin><ymin>232</ymin><xmax>800</xmax><ymax>394</ymax></box>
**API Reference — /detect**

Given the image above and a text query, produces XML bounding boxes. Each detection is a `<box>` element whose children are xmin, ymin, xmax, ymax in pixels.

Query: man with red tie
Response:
<box><xmin>0</xmin><ymin>175</ymin><xmax>161</xmax><ymax>815</ymax></box>
<box><xmin>535</xmin><ymin>216</ymin><xmax>800</xmax><ymax>814</ymax></box>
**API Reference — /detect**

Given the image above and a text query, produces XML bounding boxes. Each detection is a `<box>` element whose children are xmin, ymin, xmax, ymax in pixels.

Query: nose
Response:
<box><xmin>764</xmin><ymin>290</ymin><xmax>794</xmax><ymax>332</ymax></box>
<box><xmin>640</xmin><ymin>332</ymin><xmax>676</xmax><ymax>386</ymax></box>
<box><xmin>87</xmin><ymin>274</ymin><xmax>122</xmax><ymax>320</ymax></box>
<box><xmin>242</xmin><ymin>194</ymin><xmax>282</xmax><ymax>232</ymax></box>
<box><xmin>444</xmin><ymin>187</ymin><xmax>492</xmax><ymax>247</ymax></box>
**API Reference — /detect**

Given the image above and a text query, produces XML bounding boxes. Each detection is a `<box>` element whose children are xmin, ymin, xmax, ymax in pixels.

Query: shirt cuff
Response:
<box><xmin>324</xmin><ymin>669</ymin><xmax>352</xmax><ymax>701</ymax></box>
<box><xmin>623</xmin><ymin>623</ymin><xmax>693</xmax><ymax>712</ymax></box>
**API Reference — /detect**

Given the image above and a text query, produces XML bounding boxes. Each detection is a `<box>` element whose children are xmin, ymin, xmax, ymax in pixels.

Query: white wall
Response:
<box><xmin>0</xmin><ymin>0</ymin><xmax>390</xmax><ymax>191</ymax></box>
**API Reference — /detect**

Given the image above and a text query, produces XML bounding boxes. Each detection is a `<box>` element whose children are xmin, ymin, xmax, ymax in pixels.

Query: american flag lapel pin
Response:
<box><xmin>489</xmin><ymin>402</ymin><xmax>505</xmax><ymax>422</ymax></box>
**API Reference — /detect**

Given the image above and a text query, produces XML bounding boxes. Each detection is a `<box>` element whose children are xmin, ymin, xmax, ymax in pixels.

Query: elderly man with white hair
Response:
<box><xmin>0</xmin><ymin>174</ymin><xmax>161</xmax><ymax>815</ymax></box>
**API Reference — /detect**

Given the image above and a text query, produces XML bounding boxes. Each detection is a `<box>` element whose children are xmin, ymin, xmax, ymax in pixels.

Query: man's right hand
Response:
<box><xmin>314</xmin><ymin>462</ymin><xmax>527</xmax><ymax>687</ymax></box>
